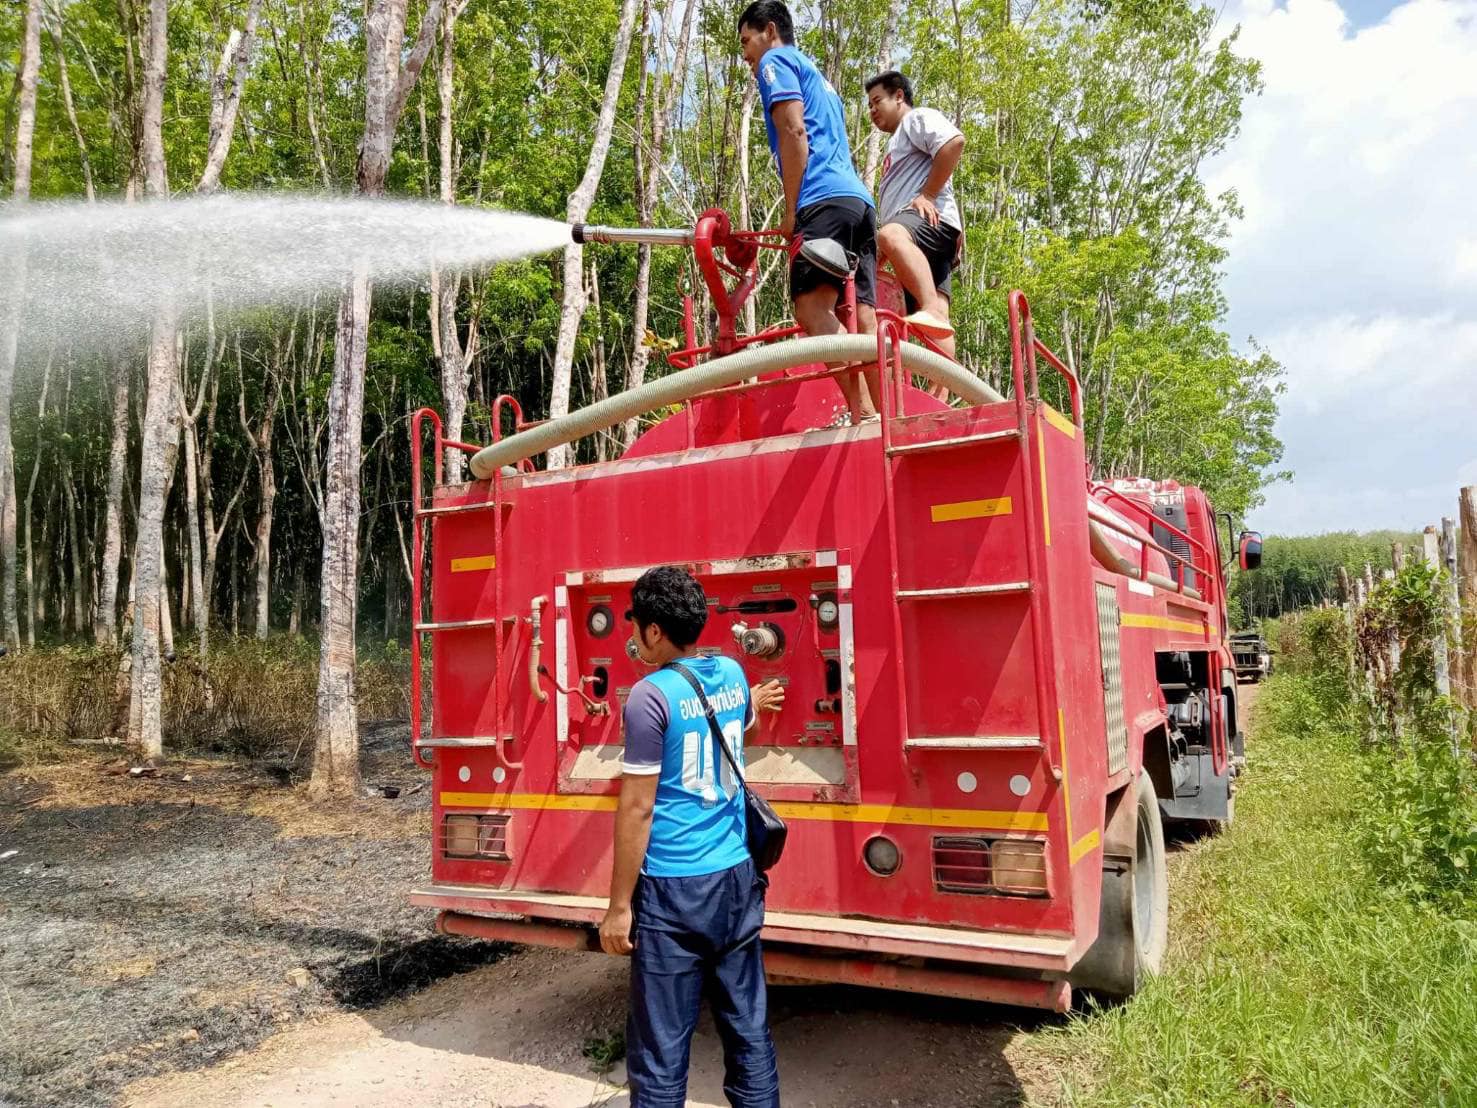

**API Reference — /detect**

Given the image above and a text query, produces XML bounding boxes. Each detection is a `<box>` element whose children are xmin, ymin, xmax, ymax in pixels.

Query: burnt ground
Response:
<box><xmin>0</xmin><ymin>722</ymin><xmax>506</xmax><ymax>1108</ymax></box>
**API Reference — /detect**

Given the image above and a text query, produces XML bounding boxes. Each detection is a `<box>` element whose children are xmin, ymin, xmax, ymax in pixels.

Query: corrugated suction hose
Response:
<box><xmin>468</xmin><ymin>334</ymin><xmax>999</xmax><ymax>478</ymax></box>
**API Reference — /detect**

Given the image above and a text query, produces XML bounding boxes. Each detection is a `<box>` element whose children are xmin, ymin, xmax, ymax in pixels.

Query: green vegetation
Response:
<box><xmin>0</xmin><ymin>0</ymin><xmax>1288</xmax><ymax>671</ymax></box>
<box><xmin>1038</xmin><ymin>670</ymin><xmax>1477</xmax><ymax>1106</ymax></box>
<box><xmin>1230</xmin><ymin>529</ymin><xmax>1421</xmax><ymax>624</ymax></box>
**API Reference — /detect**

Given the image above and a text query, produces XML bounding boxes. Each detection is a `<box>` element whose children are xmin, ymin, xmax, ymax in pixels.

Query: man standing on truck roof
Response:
<box><xmin>738</xmin><ymin>0</ymin><xmax>883</xmax><ymax>424</ymax></box>
<box><xmin>866</xmin><ymin>70</ymin><xmax>965</xmax><ymax>363</ymax></box>
<box><xmin>600</xmin><ymin>565</ymin><xmax>785</xmax><ymax>1108</ymax></box>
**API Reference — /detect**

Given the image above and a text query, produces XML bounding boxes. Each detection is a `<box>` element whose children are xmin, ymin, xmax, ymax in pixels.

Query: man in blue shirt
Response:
<box><xmin>599</xmin><ymin>565</ymin><xmax>784</xmax><ymax>1107</ymax></box>
<box><xmin>738</xmin><ymin>1</ymin><xmax>883</xmax><ymax>423</ymax></box>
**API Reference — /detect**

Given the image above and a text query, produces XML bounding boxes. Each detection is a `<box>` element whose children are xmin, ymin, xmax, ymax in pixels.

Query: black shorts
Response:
<box><xmin>790</xmin><ymin>197</ymin><xmax>877</xmax><ymax>307</ymax></box>
<box><xmin>883</xmin><ymin>209</ymin><xmax>960</xmax><ymax>313</ymax></box>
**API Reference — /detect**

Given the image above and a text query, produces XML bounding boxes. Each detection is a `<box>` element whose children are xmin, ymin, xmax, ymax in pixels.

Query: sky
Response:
<box><xmin>1206</xmin><ymin>0</ymin><xmax>1477</xmax><ymax>536</ymax></box>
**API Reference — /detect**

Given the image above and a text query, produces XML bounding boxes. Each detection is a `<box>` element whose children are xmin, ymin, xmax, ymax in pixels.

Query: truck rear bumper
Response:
<box><xmin>413</xmin><ymin>884</ymin><xmax>1077</xmax><ymax>1012</ymax></box>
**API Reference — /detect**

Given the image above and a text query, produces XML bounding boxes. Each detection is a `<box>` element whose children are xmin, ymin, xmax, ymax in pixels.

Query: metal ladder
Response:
<box><xmin>874</xmin><ymin>296</ymin><xmax>1082</xmax><ymax>775</ymax></box>
<box><xmin>409</xmin><ymin>398</ymin><xmax>528</xmax><ymax>770</ymax></box>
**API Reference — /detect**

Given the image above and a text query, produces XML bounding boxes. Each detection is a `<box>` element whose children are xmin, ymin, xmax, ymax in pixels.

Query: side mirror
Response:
<box><xmin>1239</xmin><ymin>531</ymin><xmax>1263</xmax><ymax>572</ymax></box>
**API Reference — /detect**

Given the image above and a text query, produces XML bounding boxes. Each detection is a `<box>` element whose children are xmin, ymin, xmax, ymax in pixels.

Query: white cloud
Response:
<box><xmin>1208</xmin><ymin>0</ymin><xmax>1477</xmax><ymax>533</ymax></box>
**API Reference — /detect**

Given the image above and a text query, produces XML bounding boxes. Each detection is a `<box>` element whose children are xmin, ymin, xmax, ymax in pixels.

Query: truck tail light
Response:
<box><xmin>990</xmin><ymin>840</ymin><xmax>1048</xmax><ymax>894</ymax></box>
<box><xmin>442</xmin><ymin>814</ymin><xmax>511</xmax><ymax>860</ymax></box>
<box><xmin>933</xmin><ymin>836</ymin><xmax>1049</xmax><ymax>897</ymax></box>
<box><xmin>933</xmin><ymin>836</ymin><xmax>992</xmax><ymax>892</ymax></box>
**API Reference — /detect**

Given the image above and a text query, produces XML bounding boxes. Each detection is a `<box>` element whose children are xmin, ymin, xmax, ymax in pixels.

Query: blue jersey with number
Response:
<box><xmin>621</xmin><ymin>656</ymin><xmax>753</xmax><ymax>878</ymax></box>
<box><xmin>757</xmin><ymin>45</ymin><xmax>873</xmax><ymax>211</ymax></box>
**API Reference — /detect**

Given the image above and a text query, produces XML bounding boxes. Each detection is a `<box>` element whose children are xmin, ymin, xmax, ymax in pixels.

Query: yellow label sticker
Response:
<box><xmin>450</xmin><ymin>554</ymin><xmax>496</xmax><ymax>573</ymax></box>
<box><xmin>930</xmin><ymin>497</ymin><xmax>1013</xmax><ymax>524</ymax></box>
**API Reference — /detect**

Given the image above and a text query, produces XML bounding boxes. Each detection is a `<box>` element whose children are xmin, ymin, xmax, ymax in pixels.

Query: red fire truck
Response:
<box><xmin>406</xmin><ymin>209</ymin><xmax>1262</xmax><ymax>1011</ymax></box>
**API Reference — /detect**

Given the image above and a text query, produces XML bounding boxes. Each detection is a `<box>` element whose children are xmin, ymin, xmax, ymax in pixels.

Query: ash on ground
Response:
<box><xmin>0</xmin><ymin>722</ymin><xmax>506</xmax><ymax>1107</ymax></box>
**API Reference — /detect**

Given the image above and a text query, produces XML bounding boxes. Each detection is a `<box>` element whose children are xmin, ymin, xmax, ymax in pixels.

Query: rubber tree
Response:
<box><xmin>129</xmin><ymin>0</ymin><xmax>260</xmax><ymax>757</ymax></box>
<box><xmin>432</xmin><ymin>0</ymin><xmax>477</xmax><ymax>484</ymax></box>
<box><xmin>311</xmin><ymin>0</ymin><xmax>444</xmax><ymax>799</ymax></box>
<box><xmin>543</xmin><ymin>0</ymin><xmax>640</xmax><ymax>470</ymax></box>
<box><xmin>0</xmin><ymin>0</ymin><xmax>42</xmax><ymax>651</ymax></box>
<box><xmin>619</xmin><ymin>0</ymin><xmax>695</xmax><ymax>453</ymax></box>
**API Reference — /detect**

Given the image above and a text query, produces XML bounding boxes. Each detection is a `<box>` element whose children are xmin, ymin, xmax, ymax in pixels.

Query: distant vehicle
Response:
<box><xmin>1230</xmin><ymin>632</ymin><xmax>1273</xmax><ymax>682</ymax></box>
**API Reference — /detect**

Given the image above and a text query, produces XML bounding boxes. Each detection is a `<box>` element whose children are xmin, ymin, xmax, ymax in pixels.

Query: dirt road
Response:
<box><xmin>125</xmin><ymin>945</ymin><xmax>1049</xmax><ymax>1108</ymax></box>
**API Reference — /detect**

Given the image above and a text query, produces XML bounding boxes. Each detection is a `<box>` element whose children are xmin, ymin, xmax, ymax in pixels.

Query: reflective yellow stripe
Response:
<box><xmin>1120</xmin><ymin>613</ymin><xmax>1214</xmax><ymax>637</ymax></box>
<box><xmin>1057</xmin><ymin>709</ymin><xmax>1100</xmax><ymax>866</ymax></box>
<box><xmin>441</xmin><ymin>791</ymin><xmax>1049</xmax><ymax>833</ymax></box>
<box><xmin>1042</xmin><ymin>404</ymin><xmax>1077</xmax><ymax>439</ymax></box>
<box><xmin>1070</xmin><ymin>829</ymin><xmax>1101</xmax><ymax>864</ymax></box>
<box><xmin>930</xmin><ymin>497</ymin><xmax>1013</xmax><ymax>524</ymax></box>
<box><xmin>1036</xmin><ymin>417</ymin><xmax>1051</xmax><ymax>546</ymax></box>
<box><xmin>450</xmin><ymin>554</ymin><xmax>497</xmax><ymax>572</ymax></box>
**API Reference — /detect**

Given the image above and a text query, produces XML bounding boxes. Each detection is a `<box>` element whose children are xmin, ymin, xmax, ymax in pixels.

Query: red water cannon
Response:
<box><xmin>572</xmin><ymin>208</ymin><xmax>811</xmax><ymax>366</ymax></box>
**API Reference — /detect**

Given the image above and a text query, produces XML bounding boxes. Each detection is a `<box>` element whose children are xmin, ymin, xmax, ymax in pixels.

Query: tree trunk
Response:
<box><xmin>127</xmin><ymin>0</ymin><xmax>172</xmax><ymax>758</ymax></box>
<box><xmin>22</xmin><ymin>354</ymin><xmax>51</xmax><ymax>647</ymax></box>
<box><xmin>252</xmin><ymin>430</ymin><xmax>278</xmax><ymax>639</ymax></box>
<box><xmin>48</xmin><ymin>12</ymin><xmax>96</xmax><ymax>201</ymax></box>
<box><xmin>314</xmin><ymin>269</ymin><xmax>371</xmax><ymax>794</ymax></box>
<box><xmin>196</xmin><ymin>0</ymin><xmax>263</xmax><ymax>194</ymax></box>
<box><xmin>312</xmin><ymin>0</ymin><xmax>445</xmax><ymax>799</ymax></box>
<box><xmin>545</xmin><ymin>0</ymin><xmax>640</xmax><ymax>470</ymax></box>
<box><xmin>0</xmin><ymin>0</ymin><xmax>42</xmax><ymax>650</ymax></box>
<box><xmin>181</xmin><ymin>422</ymin><xmax>208</xmax><ymax>650</ymax></box>
<box><xmin>129</xmin><ymin>317</ymin><xmax>177</xmax><ymax>758</ymax></box>
<box><xmin>289</xmin><ymin>561</ymin><xmax>305</xmax><ymax>635</ymax></box>
<box><xmin>620</xmin><ymin>0</ymin><xmax>693</xmax><ymax>452</ymax></box>
<box><xmin>95</xmin><ymin>359</ymin><xmax>133</xmax><ymax>643</ymax></box>
<box><xmin>861</xmin><ymin>0</ymin><xmax>900</xmax><ymax>188</ymax></box>
<box><xmin>436</xmin><ymin>0</ymin><xmax>473</xmax><ymax>483</ymax></box>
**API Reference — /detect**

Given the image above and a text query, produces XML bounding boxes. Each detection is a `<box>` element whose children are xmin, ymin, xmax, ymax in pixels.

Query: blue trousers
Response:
<box><xmin>626</xmin><ymin>858</ymin><xmax>781</xmax><ymax>1108</ymax></box>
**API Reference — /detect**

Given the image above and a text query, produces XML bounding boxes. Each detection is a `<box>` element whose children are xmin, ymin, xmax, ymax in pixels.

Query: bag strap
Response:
<box><xmin>665</xmin><ymin>661</ymin><xmax>746</xmax><ymax>787</ymax></box>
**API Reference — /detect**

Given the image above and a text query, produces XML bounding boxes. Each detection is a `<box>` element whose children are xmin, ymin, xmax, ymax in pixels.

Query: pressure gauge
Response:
<box><xmin>811</xmin><ymin>591</ymin><xmax>840</xmax><ymax>632</ymax></box>
<box><xmin>587</xmin><ymin>604</ymin><xmax>614</xmax><ymax>638</ymax></box>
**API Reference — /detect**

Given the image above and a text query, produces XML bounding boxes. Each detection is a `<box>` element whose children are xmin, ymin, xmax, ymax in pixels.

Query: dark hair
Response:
<box><xmin>864</xmin><ymin>70</ymin><xmax>914</xmax><ymax>106</ymax></box>
<box><xmin>630</xmin><ymin>566</ymin><xmax>709</xmax><ymax>648</ymax></box>
<box><xmin>737</xmin><ymin>1</ymin><xmax>795</xmax><ymax>44</ymax></box>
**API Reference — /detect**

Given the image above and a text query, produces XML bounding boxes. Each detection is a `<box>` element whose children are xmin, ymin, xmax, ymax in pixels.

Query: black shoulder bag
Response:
<box><xmin>666</xmin><ymin>662</ymin><xmax>787</xmax><ymax>872</ymax></box>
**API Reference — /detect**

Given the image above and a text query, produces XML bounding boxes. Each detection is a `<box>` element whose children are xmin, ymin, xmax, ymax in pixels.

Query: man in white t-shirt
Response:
<box><xmin>866</xmin><ymin>70</ymin><xmax>965</xmax><ymax>362</ymax></box>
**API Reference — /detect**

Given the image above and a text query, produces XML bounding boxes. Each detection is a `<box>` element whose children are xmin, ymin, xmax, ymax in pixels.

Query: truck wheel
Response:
<box><xmin>1069</xmin><ymin>771</ymin><xmax>1169</xmax><ymax>999</ymax></box>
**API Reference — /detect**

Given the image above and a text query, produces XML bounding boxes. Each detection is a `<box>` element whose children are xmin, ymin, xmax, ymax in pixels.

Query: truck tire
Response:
<box><xmin>1069</xmin><ymin>772</ymin><xmax>1169</xmax><ymax>999</ymax></box>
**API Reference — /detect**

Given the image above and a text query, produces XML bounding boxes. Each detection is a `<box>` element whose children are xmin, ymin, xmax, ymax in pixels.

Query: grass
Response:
<box><xmin>0</xmin><ymin>635</ymin><xmax>416</xmax><ymax>768</ymax></box>
<box><xmin>1033</xmin><ymin>673</ymin><xmax>1477</xmax><ymax>1106</ymax></box>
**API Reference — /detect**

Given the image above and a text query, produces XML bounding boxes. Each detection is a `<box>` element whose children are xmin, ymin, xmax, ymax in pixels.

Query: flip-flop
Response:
<box><xmin>905</xmin><ymin>311</ymin><xmax>955</xmax><ymax>339</ymax></box>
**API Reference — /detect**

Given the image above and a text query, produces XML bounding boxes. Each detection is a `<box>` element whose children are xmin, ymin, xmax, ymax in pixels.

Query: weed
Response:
<box><xmin>1036</xmin><ymin>674</ymin><xmax>1477</xmax><ymax>1106</ymax></box>
<box><xmin>582</xmin><ymin>1029</ymin><xmax>626</xmax><ymax>1074</ymax></box>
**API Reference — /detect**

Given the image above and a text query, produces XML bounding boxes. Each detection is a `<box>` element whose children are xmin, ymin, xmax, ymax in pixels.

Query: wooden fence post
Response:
<box><xmin>1393</xmin><ymin>541</ymin><xmax>1406</xmax><ymax>571</ymax></box>
<box><xmin>1459</xmin><ymin>487</ymin><xmax>1477</xmax><ymax>714</ymax></box>
<box><xmin>1442</xmin><ymin>517</ymin><xmax>1463</xmax><ymax>752</ymax></box>
<box><xmin>1424</xmin><ymin>526</ymin><xmax>1457</xmax><ymax>751</ymax></box>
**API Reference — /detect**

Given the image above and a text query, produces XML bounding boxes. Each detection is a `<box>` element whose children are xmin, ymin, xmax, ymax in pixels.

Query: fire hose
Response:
<box><xmin>466</xmin><ymin>334</ymin><xmax>1188</xmax><ymax>593</ymax></box>
<box><xmin>468</xmin><ymin>333</ymin><xmax>1000</xmax><ymax>477</ymax></box>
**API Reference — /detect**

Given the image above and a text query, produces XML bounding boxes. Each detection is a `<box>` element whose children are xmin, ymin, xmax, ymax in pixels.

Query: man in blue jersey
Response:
<box><xmin>599</xmin><ymin>565</ymin><xmax>784</xmax><ymax>1107</ymax></box>
<box><xmin>738</xmin><ymin>1</ymin><xmax>883</xmax><ymax>423</ymax></box>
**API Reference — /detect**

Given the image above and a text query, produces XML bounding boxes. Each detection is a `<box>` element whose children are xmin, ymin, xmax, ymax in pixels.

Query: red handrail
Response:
<box><xmin>409</xmin><ymin>406</ymin><xmax>442</xmax><ymax>764</ymax></box>
<box><xmin>489</xmin><ymin>395</ymin><xmax>525</xmax><ymax>771</ymax></box>
<box><xmin>1008</xmin><ymin>290</ymin><xmax>1082</xmax><ymax>427</ymax></box>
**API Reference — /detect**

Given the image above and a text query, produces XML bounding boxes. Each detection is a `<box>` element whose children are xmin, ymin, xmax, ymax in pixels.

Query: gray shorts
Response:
<box><xmin>884</xmin><ymin>208</ymin><xmax>961</xmax><ymax>313</ymax></box>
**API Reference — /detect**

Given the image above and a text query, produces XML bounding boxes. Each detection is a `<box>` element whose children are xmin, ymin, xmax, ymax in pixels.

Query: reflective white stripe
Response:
<box><xmin>839</xmin><ymin>594</ymin><xmax>858</xmax><ymax>748</ymax></box>
<box><xmin>555</xmin><ymin>614</ymin><xmax>569</xmax><ymax>744</ymax></box>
